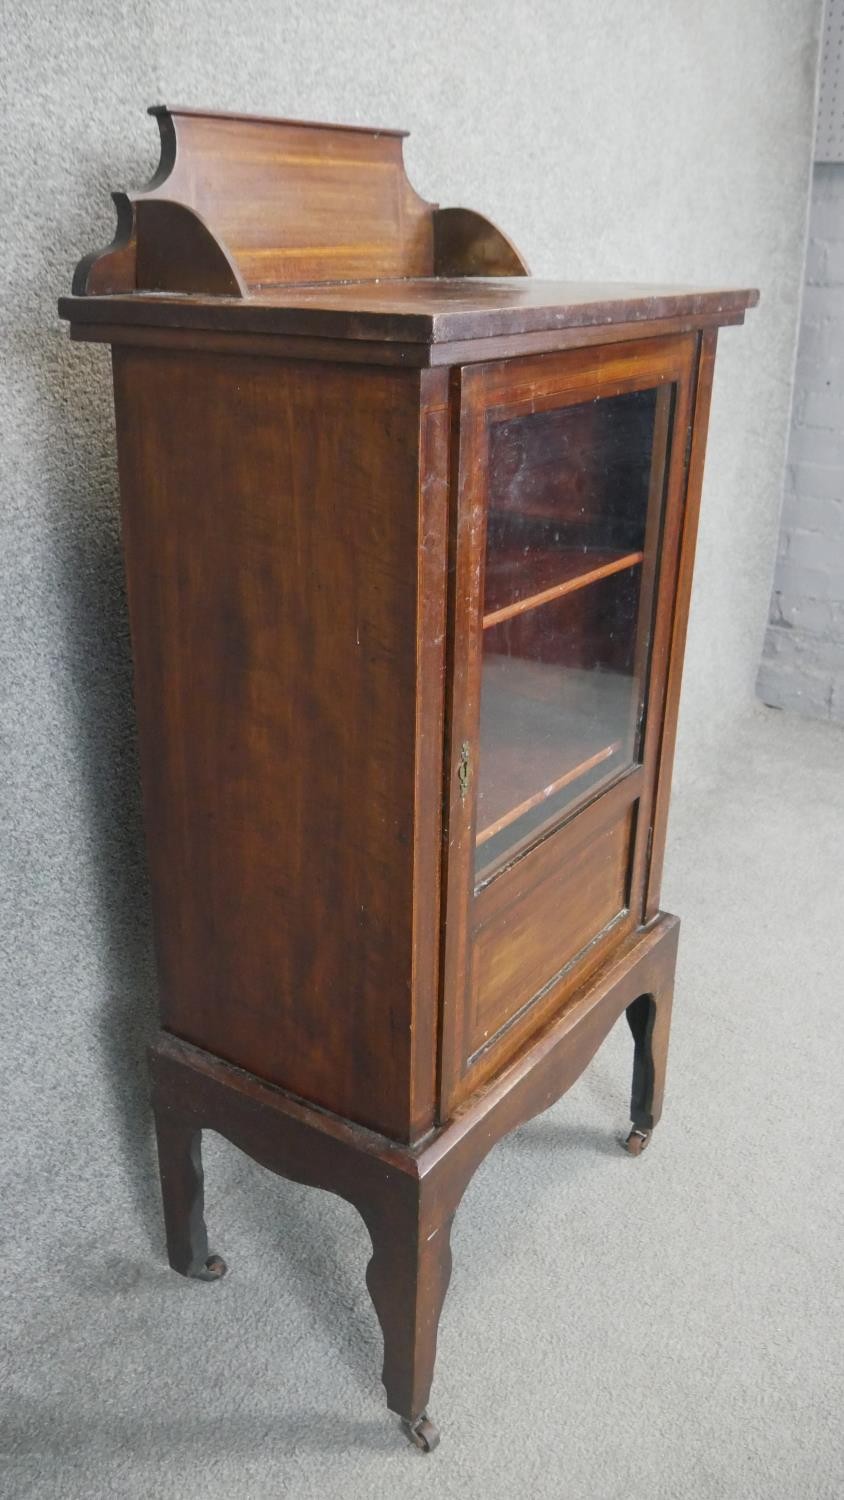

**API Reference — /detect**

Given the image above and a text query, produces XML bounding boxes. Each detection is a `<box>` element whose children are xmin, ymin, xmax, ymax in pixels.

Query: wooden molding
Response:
<box><xmin>72</xmin><ymin>104</ymin><xmax>437</xmax><ymax>297</ymax></box>
<box><xmin>71</xmin><ymin>191</ymin><xmax>138</xmax><ymax>296</ymax></box>
<box><xmin>433</xmin><ymin>207</ymin><xmax>529</xmax><ymax>277</ymax></box>
<box><xmin>134</xmin><ymin>200</ymin><xmax>245</xmax><ymax>296</ymax></box>
<box><xmin>70</xmin><ymin>105</ymin><xmax>534</xmax><ymax>299</ymax></box>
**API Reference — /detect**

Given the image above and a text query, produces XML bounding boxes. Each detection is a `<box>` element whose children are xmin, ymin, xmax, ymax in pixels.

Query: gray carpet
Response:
<box><xmin>3</xmin><ymin>704</ymin><xmax>843</xmax><ymax>1499</ymax></box>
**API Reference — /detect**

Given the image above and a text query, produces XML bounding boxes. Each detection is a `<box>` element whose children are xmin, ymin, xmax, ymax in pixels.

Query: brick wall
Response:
<box><xmin>758</xmin><ymin>164</ymin><xmax>844</xmax><ymax>721</ymax></box>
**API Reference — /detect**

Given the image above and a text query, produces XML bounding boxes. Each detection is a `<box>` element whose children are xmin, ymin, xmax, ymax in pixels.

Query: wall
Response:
<box><xmin>1</xmin><ymin>1</ymin><xmax>821</xmax><ymax>1272</ymax></box>
<box><xmin>758</xmin><ymin>165</ymin><xmax>844</xmax><ymax>721</ymax></box>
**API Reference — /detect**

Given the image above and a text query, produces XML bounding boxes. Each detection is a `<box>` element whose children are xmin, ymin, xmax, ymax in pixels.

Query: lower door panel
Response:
<box><xmin>469</xmin><ymin>780</ymin><xmax>638</xmax><ymax>1059</ymax></box>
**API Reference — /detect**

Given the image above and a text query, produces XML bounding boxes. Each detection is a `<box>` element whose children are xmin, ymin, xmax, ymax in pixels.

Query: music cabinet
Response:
<box><xmin>60</xmin><ymin>106</ymin><xmax>757</xmax><ymax>1451</ymax></box>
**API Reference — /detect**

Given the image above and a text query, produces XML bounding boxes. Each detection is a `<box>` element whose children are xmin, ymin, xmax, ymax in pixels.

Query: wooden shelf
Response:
<box><xmin>483</xmin><ymin>547</ymin><xmax>643</xmax><ymax>629</ymax></box>
<box><xmin>476</xmin><ymin>741</ymin><xmax>620</xmax><ymax>846</ymax></box>
<box><xmin>475</xmin><ymin>658</ymin><xmax>633</xmax><ymax>848</ymax></box>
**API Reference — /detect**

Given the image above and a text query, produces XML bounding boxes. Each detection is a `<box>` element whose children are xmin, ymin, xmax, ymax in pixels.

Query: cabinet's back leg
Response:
<box><xmin>624</xmin><ymin>981</ymin><xmax>674</xmax><ymax>1153</ymax></box>
<box><xmin>153</xmin><ymin>1108</ymin><xmax>227</xmax><ymax>1280</ymax></box>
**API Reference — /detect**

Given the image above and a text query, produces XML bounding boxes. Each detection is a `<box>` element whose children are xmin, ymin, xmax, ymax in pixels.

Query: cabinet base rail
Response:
<box><xmin>149</xmin><ymin>912</ymin><xmax>679</xmax><ymax>1450</ymax></box>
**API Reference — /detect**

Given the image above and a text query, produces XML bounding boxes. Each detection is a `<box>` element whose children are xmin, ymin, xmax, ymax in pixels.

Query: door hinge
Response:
<box><xmin>684</xmin><ymin>423</ymin><xmax>694</xmax><ymax>470</ymax></box>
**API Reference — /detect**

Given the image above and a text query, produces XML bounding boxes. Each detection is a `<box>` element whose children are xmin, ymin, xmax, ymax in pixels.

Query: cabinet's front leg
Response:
<box><xmin>153</xmin><ymin>1108</ymin><xmax>227</xmax><ymax>1281</ymax></box>
<box><xmin>363</xmin><ymin>1184</ymin><xmax>454</xmax><ymax>1452</ymax></box>
<box><xmin>624</xmin><ymin>979</ymin><xmax>674</xmax><ymax>1155</ymax></box>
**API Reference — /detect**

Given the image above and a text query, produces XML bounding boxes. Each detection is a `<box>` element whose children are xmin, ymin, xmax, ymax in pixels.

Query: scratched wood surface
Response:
<box><xmin>114</xmin><ymin>348</ymin><xmax>449</xmax><ymax>1142</ymax></box>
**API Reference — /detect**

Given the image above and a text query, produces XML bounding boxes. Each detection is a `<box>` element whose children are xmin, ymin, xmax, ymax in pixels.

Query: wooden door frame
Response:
<box><xmin>438</xmin><ymin>333</ymin><xmax>699</xmax><ymax>1116</ymax></box>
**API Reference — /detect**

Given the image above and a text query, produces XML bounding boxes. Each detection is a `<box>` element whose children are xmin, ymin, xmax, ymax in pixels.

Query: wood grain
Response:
<box><xmin>61</xmin><ymin>109</ymin><xmax>756</xmax><ymax>1445</ymax></box>
<box><xmin>644</xmin><ymin>329</ymin><xmax>719</xmax><ymax>920</ymax></box>
<box><xmin>149</xmin><ymin>912</ymin><xmax>679</xmax><ymax>1430</ymax></box>
<box><xmin>433</xmin><ymin>207</ymin><xmax>530</xmax><ymax>277</ymax></box>
<box><xmin>439</xmin><ymin>334</ymin><xmax>696</xmax><ymax>1109</ymax></box>
<box><xmin>482</xmin><ymin>547</ymin><xmax>644</xmax><ymax>627</ymax></box>
<box><xmin>72</xmin><ymin>106</ymin><xmax>437</xmax><ymax>295</ymax></box>
<box><xmin>63</xmin><ymin>306</ymin><xmax>750</xmax><ymax>367</ymax></box>
<box><xmin>114</xmin><ymin>349</ymin><xmax>447</xmax><ymax>1142</ymax></box>
<box><xmin>475</xmin><ymin>741</ymin><xmax>621</xmax><ymax>845</ymax></box>
<box><xmin>471</xmin><ymin>806</ymin><xmax>634</xmax><ymax>1053</ymax></box>
<box><xmin>61</xmin><ymin>275</ymin><xmax>758</xmax><ymax>344</ymax></box>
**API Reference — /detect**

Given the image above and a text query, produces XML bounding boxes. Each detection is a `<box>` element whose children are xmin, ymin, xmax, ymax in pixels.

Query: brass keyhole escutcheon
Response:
<box><xmin>457</xmin><ymin>741</ymin><xmax>471</xmax><ymax>802</ymax></box>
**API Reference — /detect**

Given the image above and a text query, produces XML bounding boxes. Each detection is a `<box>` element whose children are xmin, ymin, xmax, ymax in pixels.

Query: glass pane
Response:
<box><xmin>475</xmin><ymin>387</ymin><xmax>665</xmax><ymax>882</ymax></box>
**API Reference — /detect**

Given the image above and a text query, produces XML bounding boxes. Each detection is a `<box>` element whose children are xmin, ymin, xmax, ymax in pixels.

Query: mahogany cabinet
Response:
<box><xmin>61</xmin><ymin>106</ymin><xmax>757</xmax><ymax>1452</ymax></box>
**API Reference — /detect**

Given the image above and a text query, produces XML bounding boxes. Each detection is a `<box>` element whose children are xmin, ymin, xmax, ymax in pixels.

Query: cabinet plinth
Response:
<box><xmin>61</xmin><ymin>104</ymin><xmax>757</xmax><ymax>1450</ymax></box>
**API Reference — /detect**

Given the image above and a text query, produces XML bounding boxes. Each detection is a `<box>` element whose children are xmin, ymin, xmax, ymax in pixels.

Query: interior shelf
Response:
<box><xmin>483</xmin><ymin>546</ymin><xmax>643</xmax><ymax>629</ymax></box>
<box><xmin>475</xmin><ymin>657</ymin><xmax>633</xmax><ymax>848</ymax></box>
<box><xmin>476</xmin><ymin>740</ymin><xmax>620</xmax><ymax>846</ymax></box>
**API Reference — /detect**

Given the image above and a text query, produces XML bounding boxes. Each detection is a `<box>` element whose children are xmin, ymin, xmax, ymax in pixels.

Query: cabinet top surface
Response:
<box><xmin>60</xmin><ymin>276</ymin><xmax>758</xmax><ymax>345</ymax></box>
<box><xmin>61</xmin><ymin>106</ymin><xmax>758</xmax><ymax>350</ymax></box>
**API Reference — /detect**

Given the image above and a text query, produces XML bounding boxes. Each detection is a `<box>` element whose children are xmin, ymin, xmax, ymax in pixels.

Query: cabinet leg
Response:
<box><xmin>624</xmin><ymin>981</ymin><xmax>674</xmax><ymax>1154</ymax></box>
<box><xmin>153</xmin><ymin>1109</ymin><xmax>227</xmax><ymax>1280</ymax></box>
<box><xmin>363</xmin><ymin>1190</ymin><xmax>454</xmax><ymax>1448</ymax></box>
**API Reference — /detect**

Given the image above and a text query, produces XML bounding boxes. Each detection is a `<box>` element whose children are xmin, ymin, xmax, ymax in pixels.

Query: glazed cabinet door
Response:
<box><xmin>441</xmin><ymin>334</ymin><xmax>697</xmax><ymax>1110</ymax></box>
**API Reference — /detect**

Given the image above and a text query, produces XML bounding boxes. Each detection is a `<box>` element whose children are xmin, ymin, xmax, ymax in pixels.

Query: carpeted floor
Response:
<box><xmin>3</xmin><ymin>705</ymin><xmax>843</xmax><ymax>1500</ymax></box>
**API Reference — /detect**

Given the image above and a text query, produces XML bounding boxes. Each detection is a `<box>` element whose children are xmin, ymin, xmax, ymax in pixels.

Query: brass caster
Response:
<box><xmin>402</xmin><ymin>1414</ymin><xmax>440</xmax><ymax>1453</ymax></box>
<box><xmin>624</xmin><ymin>1127</ymin><xmax>651</xmax><ymax>1156</ymax></box>
<box><xmin>192</xmin><ymin>1253</ymin><xmax>228</xmax><ymax>1281</ymax></box>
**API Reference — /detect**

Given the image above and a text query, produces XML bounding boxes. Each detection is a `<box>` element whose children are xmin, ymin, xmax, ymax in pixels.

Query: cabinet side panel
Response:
<box><xmin>644</xmin><ymin>330</ymin><xmax>717</xmax><ymax>918</ymax></box>
<box><xmin>113</xmin><ymin>349</ymin><xmax>434</xmax><ymax>1140</ymax></box>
